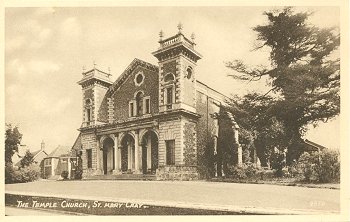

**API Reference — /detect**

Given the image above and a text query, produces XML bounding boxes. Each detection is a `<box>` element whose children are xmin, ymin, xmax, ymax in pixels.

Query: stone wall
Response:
<box><xmin>217</xmin><ymin>109</ymin><xmax>236</xmax><ymax>175</ymax></box>
<box><xmin>158</xmin><ymin>117</ymin><xmax>182</xmax><ymax>165</ymax></box>
<box><xmin>183</xmin><ymin>119</ymin><xmax>197</xmax><ymax>166</ymax></box>
<box><xmin>81</xmin><ymin>132</ymin><xmax>101</xmax><ymax>177</ymax></box>
<box><xmin>156</xmin><ymin>166</ymin><xmax>198</xmax><ymax>181</ymax></box>
<box><xmin>195</xmin><ymin>91</ymin><xmax>221</xmax><ymax>178</ymax></box>
<box><xmin>180</xmin><ymin>56</ymin><xmax>196</xmax><ymax>108</ymax></box>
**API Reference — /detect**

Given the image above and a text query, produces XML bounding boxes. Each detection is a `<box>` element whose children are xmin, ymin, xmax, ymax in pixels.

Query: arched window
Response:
<box><xmin>186</xmin><ymin>67</ymin><xmax>192</xmax><ymax>79</ymax></box>
<box><xmin>135</xmin><ymin>91</ymin><xmax>143</xmax><ymax>116</ymax></box>
<box><xmin>85</xmin><ymin>99</ymin><xmax>92</xmax><ymax>123</ymax></box>
<box><xmin>164</xmin><ymin>73</ymin><xmax>175</xmax><ymax>82</ymax></box>
<box><xmin>86</xmin><ymin>108</ymin><xmax>91</xmax><ymax>122</ymax></box>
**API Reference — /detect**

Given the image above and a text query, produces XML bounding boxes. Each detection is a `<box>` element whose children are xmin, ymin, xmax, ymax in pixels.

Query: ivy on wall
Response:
<box><xmin>217</xmin><ymin>108</ymin><xmax>236</xmax><ymax>176</ymax></box>
<box><xmin>183</xmin><ymin>122</ymin><xmax>197</xmax><ymax>166</ymax></box>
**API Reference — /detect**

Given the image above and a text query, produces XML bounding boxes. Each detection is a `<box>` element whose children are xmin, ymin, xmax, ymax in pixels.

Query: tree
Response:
<box><xmin>225</xmin><ymin>94</ymin><xmax>286</xmax><ymax>166</ymax></box>
<box><xmin>226</xmin><ymin>7</ymin><xmax>340</xmax><ymax>163</ymax></box>
<box><xmin>5</xmin><ymin>124</ymin><xmax>23</xmax><ymax>164</ymax></box>
<box><xmin>20</xmin><ymin>150</ymin><xmax>34</xmax><ymax>168</ymax></box>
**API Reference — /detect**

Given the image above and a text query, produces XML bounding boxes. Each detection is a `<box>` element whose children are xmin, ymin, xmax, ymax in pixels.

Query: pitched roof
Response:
<box><xmin>107</xmin><ymin>58</ymin><xmax>229</xmax><ymax>103</ymax></box>
<box><xmin>108</xmin><ymin>58</ymin><xmax>158</xmax><ymax>95</ymax></box>
<box><xmin>13</xmin><ymin>148</ymin><xmax>48</xmax><ymax>166</ymax></box>
<box><xmin>72</xmin><ymin>133</ymin><xmax>82</xmax><ymax>151</ymax></box>
<box><xmin>31</xmin><ymin>149</ymin><xmax>48</xmax><ymax>158</ymax></box>
<box><xmin>70</xmin><ymin>133</ymin><xmax>82</xmax><ymax>157</ymax></box>
<box><xmin>303</xmin><ymin>139</ymin><xmax>327</xmax><ymax>152</ymax></box>
<box><xmin>47</xmin><ymin>145</ymin><xmax>71</xmax><ymax>158</ymax></box>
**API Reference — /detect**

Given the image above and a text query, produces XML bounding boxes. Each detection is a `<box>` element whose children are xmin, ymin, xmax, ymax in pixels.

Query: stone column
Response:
<box><xmin>213</xmin><ymin>136</ymin><xmax>218</xmax><ymax>177</ymax></box>
<box><xmin>68</xmin><ymin>158</ymin><xmax>72</xmax><ymax>179</ymax></box>
<box><xmin>113</xmin><ymin>134</ymin><xmax>120</xmax><ymax>174</ymax></box>
<box><xmin>118</xmin><ymin>145</ymin><xmax>122</xmax><ymax>170</ymax></box>
<box><xmin>147</xmin><ymin>134</ymin><xmax>152</xmax><ymax>170</ymax></box>
<box><xmin>237</xmin><ymin>145</ymin><xmax>243</xmax><ymax>167</ymax></box>
<box><xmin>134</xmin><ymin>130</ymin><xmax>140</xmax><ymax>173</ymax></box>
<box><xmin>96</xmin><ymin>139</ymin><xmax>102</xmax><ymax>174</ymax></box>
<box><xmin>233</xmin><ymin>123</ymin><xmax>242</xmax><ymax>167</ymax></box>
<box><xmin>128</xmin><ymin>142</ymin><xmax>132</xmax><ymax>170</ymax></box>
<box><xmin>51</xmin><ymin>159</ymin><xmax>55</xmax><ymax>176</ymax></box>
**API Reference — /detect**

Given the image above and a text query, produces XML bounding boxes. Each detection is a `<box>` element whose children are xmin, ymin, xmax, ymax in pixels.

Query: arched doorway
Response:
<box><xmin>120</xmin><ymin>134</ymin><xmax>135</xmax><ymax>173</ymax></box>
<box><xmin>102</xmin><ymin>137</ymin><xmax>114</xmax><ymax>175</ymax></box>
<box><xmin>141</xmin><ymin>131</ymin><xmax>159</xmax><ymax>174</ymax></box>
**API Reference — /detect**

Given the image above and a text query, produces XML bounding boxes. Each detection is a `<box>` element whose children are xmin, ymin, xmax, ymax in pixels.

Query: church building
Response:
<box><xmin>75</xmin><ymin>25</ymin><xmax>242</xmax><ymax>180</ymax></box>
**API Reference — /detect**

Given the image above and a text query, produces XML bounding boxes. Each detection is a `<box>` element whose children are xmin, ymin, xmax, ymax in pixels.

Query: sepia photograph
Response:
<box><xmin>2</xmin><ymin>1</ymin><xmax>349</xmax><ymax>220</ymax></box>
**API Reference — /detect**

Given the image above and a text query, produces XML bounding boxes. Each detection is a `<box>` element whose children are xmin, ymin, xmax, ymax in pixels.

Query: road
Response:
<box><xmin>5</xmin><ymin>206</ymin><xmax>87</xmax><ymax>216</ymax></box>
<box><xmin>5</xmin><ymin>180</ymin><xmax>340</xmax><ymax>214</ymax></box>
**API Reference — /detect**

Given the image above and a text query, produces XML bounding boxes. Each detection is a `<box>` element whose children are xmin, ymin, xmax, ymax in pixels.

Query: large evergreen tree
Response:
<box><xmin>226</xmin><ymin>7</ymin><xmax>340</xmax><ymax>163</ymax></box>
<box><xmin>5</xmin><ymin>124</ymin><xmax>23</xmax><ymax>164</ymax></box>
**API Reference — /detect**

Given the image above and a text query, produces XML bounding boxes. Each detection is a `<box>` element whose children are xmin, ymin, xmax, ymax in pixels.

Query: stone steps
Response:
<box><xmin>84</xmin><ymin>174</ymin><xmax>157</xmax><ymax>181</ymax></box>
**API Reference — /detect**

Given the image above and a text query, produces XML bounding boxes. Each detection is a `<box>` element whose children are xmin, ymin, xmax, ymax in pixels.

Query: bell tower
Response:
<box><xmin>152</xmin><ymin>23</ymin><xmax>202</xmax><ymax>113</ymax></box>
<box><xmin>77</xmin><ymin>64</ymin><xmax>113</xmax><ymax>127</ymax></box>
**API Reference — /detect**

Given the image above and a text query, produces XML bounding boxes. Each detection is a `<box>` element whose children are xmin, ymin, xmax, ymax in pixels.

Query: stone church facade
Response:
<box><xmin>76</xmin><ymin>26</ymin><xmax>241</xmax><ymax>180</ymax></box>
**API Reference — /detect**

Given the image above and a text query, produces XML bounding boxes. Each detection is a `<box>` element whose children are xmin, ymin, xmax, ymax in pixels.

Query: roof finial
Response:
<box><xmin>177</xmin><ymin>22</ymin><xmax>183</xmax><ymax>33</ymax></box>
<box><xmin>82</xmin><ymin>66</ymin><xmax>86</xmax><ymax>73</ymax></box>
<box><xmin>159</xmin><ymin>30</ymin><xmax>164</xmax><ymax>41</ymax></box>
<box><xmin>93</xmin><ymin>61</ymin><xmax>97</xmax><ymax>69</ymax></box>
<box><xmin>191</xmin><ymin>32</ymin><xmax>196</xmax><ymax>42</ymax></box>
<box><xmin>108</xmin><ymin>67</ymin><xmax>111</xmax><ymax>74</ymax></box>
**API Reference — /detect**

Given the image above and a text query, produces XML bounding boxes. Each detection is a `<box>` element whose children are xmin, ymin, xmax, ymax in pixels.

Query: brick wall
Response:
<box><xmin>83</xmin><ymin>88</ymin><xmax>94</xmax><ymax>122</ymax></box>
<box><xmin>159</xmin><ymin>60</ymin><xmax>180</xmax><ymax>106</ymax></box>
<box><xmin>112</xmin><ymin>66</ymin><xmax>159</xmax><ymax>121</ymax></box>
<box><xmin>107</xmin><ymin>98</ymin><xmax>114</xmax><ymax>123</ymax></box>
<box><xmin>95</xmin><ymin>85</ymin><xmax>109</xmax><ymax>124</ymax></box>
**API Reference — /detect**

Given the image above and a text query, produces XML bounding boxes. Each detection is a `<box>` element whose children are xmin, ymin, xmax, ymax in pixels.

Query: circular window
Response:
<box><xmin>186</xmin><ymin>67</ymin><xmax>192</xmax><ymax>79</ymax></box>
<box><xmin>134</xmin><ymin>71</ymin><xmax>145</xmax><ymax>86</ymax></box>
<box><xmin>136</xmin><ymin>74</ymin><xmax>143</xmax><ymax>84</ymax></box>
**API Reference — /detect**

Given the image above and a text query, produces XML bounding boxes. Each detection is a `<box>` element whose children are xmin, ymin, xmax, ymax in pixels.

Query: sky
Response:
<box><xmin>5</xmin><ymin>6</ymin><xmax>341</xmax><ymax>154</ymax></box>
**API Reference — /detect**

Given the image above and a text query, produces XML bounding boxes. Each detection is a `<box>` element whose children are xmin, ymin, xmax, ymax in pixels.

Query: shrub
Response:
<box><xmin>227</xmin><ymin>163</ymin><xmax>260</xmax><ymax>180</ymax></box>
<box><xmin>5</xmin><ymin>163</ymin><xmax>15</xmax><ymax>184</ymax></box>
<box><xmin>229</xmin><ymin>165</ymin><xmax>247</xmax><ymax>179</ymax></box>
<box><xmin>5</xmin><ymin>163</ymin><xmax>40</xmax><ymax>184</ymax></box>
<box><xmin>270</xmin><ymin>152</ymin><xmax>285</xmax><ymax>177</ymax></box>
<box><xmin>287</xmin><ymin>163</ymin><xmax>300</xmax><ymax>178</ymax></box>
<box><xmin>261</xmin><ymin>169</ymin><xmax>275</xmax><ymax>180</ymax></box>
<box><xmin>297</xmin><ymin>150</ymin><xmax>340</xmax><ymax>183</ymax></box>
<box><xmin>61</xmin><ymin>171</ymin><xmax>69</xmax><ymax>180</ymax></box>
<box><xmin>245</xmin><ymin>162</ymin><xmax>258</xmax><ymax>178</ymax></box>
<box><xmin>74</xmin><ymin>169</ymin><xmax>83</xmax><ymax>180</ymax></box>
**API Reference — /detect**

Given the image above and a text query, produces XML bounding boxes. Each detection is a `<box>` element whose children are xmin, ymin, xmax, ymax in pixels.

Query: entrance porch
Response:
<box><xmin>98</xmin><ymin>129</ymin><xmax>159</xmax><ymax>176</ymax></box>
